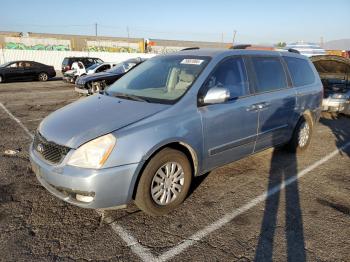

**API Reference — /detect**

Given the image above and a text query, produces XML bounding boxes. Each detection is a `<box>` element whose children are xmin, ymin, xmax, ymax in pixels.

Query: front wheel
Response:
<box><xmin>135</xmin><ymin>148</ymin><xmax>192</xmax><ymax>216</ymax></box>
<box><xmin>286</xmin><ymin>115</ymin><xmax>313</xmax><ymax>153</ymax></box>
<box><xmin>38</xmin><ymin>72</ymin><xmax>48</xmax><ymax>81</ymax></box>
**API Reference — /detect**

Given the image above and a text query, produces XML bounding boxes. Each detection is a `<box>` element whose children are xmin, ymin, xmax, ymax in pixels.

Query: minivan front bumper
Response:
<box><xmin>29</xmin><ymin>144</ymin><xmax>141</xmax><ymax>209</ymax></box>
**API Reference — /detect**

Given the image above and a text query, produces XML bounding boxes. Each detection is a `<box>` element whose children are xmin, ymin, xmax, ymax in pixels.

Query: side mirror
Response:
<box><xmin>201</xmin><ymin>87</ymin><xmax>230</xmax><ymax>105</ymax></box>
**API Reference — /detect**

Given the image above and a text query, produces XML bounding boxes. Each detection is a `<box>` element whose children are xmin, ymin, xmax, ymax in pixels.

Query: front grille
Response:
<box><xmin>33</xmin><ymin>132</ymin><xmax>70</xmax><ymax>164</ymax></box>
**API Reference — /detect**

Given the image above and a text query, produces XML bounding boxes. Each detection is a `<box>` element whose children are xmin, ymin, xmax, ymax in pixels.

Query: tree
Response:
<box><xmin>276</xmin><ymin>42</ymin><xmax>287</xmax><ymax>48</ymax></box>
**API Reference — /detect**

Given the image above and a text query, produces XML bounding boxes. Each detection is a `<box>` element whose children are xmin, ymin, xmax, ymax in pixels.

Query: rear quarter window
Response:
<box><xmin>62</xmin><ymin>58</ymin><xmax>69</xmax><ymax>66</ymax></box>
<box><xmin>283</xmin><ymin>57</ymin><xmax>315</xmax><ymax>87</ymax></box>
<box><xmin>251</xmin><ymin>56</ymin><xmax>287</xmax><ymax>93</ymax></box>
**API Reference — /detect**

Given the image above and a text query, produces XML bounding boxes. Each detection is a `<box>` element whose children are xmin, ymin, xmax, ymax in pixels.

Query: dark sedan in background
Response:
<box><xmin>75</xmin><ymin>57</ymin><xmax>146</xmax><ymax>95</ymax></box>
<box><xmin>0</xmin><ymin>61</ymin><xmax>56</xmax><ymax>83</ymax></box>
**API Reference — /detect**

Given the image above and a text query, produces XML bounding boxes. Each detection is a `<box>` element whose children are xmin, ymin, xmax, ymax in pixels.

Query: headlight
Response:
<box><xmin>67</xmin><ymin>134</ymin><xmax>116</xmax><ymax>169</ymax></box>
<box><xmin>332</xmin><ymin>93</ymin><xmax>349</xmax><ymax>99</ymax></box>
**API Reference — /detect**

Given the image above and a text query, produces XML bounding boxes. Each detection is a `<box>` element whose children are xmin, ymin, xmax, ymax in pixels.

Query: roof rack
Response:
<box><xmin>230</xmin><ymin>44</ymin><xmax>252</xmax><ymax>49</ymax></box>
<box><xmin>287</xmin><ymin>48</ymin><xmax>300</xmax><ymax>54</ymax></box>
<box><xmin>181</xmin><ymin>47</ymin><xmax>200</xmax><ymax>51</ymax></box>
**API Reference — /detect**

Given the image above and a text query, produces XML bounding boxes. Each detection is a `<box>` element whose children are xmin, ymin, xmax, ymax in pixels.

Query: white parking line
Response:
<box><xmin>1</xmin><ymin>100</ymin><xmax>349</xmax><ymax>262</ymax></box>
<box><xmin>0</xmin><ymin>101</ymin><xmax>156</xmax><ymax>261</ymax></box>
<box><xmin>0</xmin><ymin>102</ymin><xmax>34</xmax><ymax>139</ymax></box>
<box><xmin>157</xmin><ymin>141</ymin><xmax>350</xmax><ymax>262</ymax></box>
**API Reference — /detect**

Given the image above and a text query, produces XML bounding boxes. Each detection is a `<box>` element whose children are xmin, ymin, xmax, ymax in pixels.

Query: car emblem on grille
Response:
<box><xmin>37</xmin><ymin>144</ymin><xmax>44</xmax><ymax>153</ymax></box>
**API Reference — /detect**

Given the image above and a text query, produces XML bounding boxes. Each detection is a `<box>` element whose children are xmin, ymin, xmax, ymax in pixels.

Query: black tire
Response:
<box><xmin>286</xmin><ymin>115</ymin><xmax>313</xmax><ymax>153</ymax></box>
<box><xmin>38</xmin><ymin>72</ymin><xmax>48</xmax><ymax>82</ymax></box>
<box><xmin>0</xmin><ymin>75</ymin><xmax>3</xmax><ymax>83</ymax></box>
<box><xmin>86</xmin><ymin>82</ymin><xmax>93</xmax><ymax>95</ymax></box>
<box><xmin>135</xmin><ymin>148</ymin><xmax>192</xmax><ymax>216</ymax></box>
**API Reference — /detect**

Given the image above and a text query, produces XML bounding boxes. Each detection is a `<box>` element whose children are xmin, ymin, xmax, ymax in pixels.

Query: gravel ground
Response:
<box><xmin>0</xmin><ymin>80</ymin><xmax>349</xmax><ymax>262</ymax></box>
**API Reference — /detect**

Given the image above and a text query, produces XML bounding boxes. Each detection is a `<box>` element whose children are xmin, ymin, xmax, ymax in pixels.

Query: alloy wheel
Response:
<box><xmin>298</xmin><ymin>121</ymin><xmax>310</xmax><ymax>147</ymax></box>
<box><xmin>151</xmin><ymin>162</ymin><xmax>185</xmax><ymax>205</ymax></box>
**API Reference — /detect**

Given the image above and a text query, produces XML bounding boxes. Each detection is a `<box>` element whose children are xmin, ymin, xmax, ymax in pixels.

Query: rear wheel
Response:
<box><xmin>38</xmin><ymin>72</ymin><xmax>48</xmax><ymax>81</ymax></box>
<box><xmin>286</xmin><ymin>115</ymin><xmax>313</xmax><ymax>153</ymax></box>
<box><xmin>135</xmin><ymin>148</ymin><xmax>192</xmax><ymax>216</ymax></box>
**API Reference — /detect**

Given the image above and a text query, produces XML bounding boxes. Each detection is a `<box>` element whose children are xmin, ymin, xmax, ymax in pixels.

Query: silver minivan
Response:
<box><xmin>30</xmin><ymin>49</ymin><xmax>323</xmax><ymax>215</ymax></box>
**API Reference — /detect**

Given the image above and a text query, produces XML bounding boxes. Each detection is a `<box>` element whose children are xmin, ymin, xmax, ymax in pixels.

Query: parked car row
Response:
<box><xmin>61</xmin><ymin>56</ymin><xmax>145</xmax><ymax>95</ymax></box>
<box><xmin>1</xmin><ymin>52</ymin><xmax>348</xmax><ymax>117</ymax></box>
<box><xmin>75</xmin><ymin>58</ymin><xmax>146</xmax><ymax>94</ymax></box>
<box><xmin>63</xmin><ymin>61</ymin><xmax>118</xmax><ymax>84</ymax></box>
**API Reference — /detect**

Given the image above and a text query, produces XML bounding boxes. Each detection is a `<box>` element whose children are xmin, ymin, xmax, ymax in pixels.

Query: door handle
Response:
<box><xmin>259</xmin><ymin>102</ymin><xmax>270</xmax><ymax>109</ymax></box>
<box><xmin>246</xmin><ymin>102</ymin><xmax>270</xmax><ymax>112</ymax></box>
<box><xmin>246</xmin><ymin>104</ymin><xmax>258</xmax><ymax>112</ymax></box>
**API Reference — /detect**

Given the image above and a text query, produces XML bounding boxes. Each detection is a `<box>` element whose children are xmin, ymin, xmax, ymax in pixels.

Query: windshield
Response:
<box><xmin>0</xmin><ymin>62</ymin><xmax>12</xmax><ymax>67</ymax></box>
<box><xmin>87</xmin><ymin>63</ymin><xmax>102</xmax><ymax>71</ymax></box>
<box><xmin>107</xmin><ymin>55</ymin><xmax>210</xmax><ymax>104</ymax></box>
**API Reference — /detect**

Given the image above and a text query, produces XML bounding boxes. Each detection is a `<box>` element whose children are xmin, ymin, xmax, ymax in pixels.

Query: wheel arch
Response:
<box><xmin>132</xmin><ymin>141</ymin><xmax>199</xmax><ymax>199</ymax></box>
<box><xmin>301</xmin><ymin>109</ymin><xmax>315</xmax><ymax>128</ymax></box>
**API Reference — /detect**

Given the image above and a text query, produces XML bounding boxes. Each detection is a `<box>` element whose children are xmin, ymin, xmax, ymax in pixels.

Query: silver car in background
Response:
<box><xmin>311</xmin><ymin>55</ymin><xmax>350</xmax><ymax>115</ymax></box>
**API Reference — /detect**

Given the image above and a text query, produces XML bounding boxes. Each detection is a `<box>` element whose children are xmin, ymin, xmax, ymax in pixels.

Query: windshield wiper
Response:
<box><xmin>112</xmin><ymin>92</ymin><xmax>149</xmax><ymax>102</ymax></box>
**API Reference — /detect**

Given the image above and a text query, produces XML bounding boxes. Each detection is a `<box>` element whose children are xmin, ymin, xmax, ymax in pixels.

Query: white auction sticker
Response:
<box><xmin>180</xmin><ymin>59</ymin><xmax>204</xmax><ymax>65</ymax></box>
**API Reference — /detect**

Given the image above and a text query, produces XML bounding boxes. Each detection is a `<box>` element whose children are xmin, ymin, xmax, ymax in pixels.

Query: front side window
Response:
<box><xmin>284</xmin><ymin>57</ymin><xmax>315</xmax><ymax>87</ymax></box>
<box><xmin>203</xmin><ymin>57</ymin><xmax>249</xmax><ymax>98</ymax></box>
<box><xmin>107</xmin><ymin>56</ymin><xmax>210</xmax><ymax>104</ymax></box>
<box><xmin>252</xmin><ymin>57</ymin><xmax>287</xmax><ymax>93</ymax></box>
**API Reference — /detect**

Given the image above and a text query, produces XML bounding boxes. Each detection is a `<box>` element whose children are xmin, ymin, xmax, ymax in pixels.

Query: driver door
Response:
<box><xmin>198</xmin><ymin>57</ymin><xmax>259</xmax><ymax>171</ymax></box>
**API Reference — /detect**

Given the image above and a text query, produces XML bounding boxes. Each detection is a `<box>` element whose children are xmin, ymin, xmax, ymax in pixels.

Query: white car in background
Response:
<box><xmin>64</xmin><ymin>62</ymin><xmax>118</xmax><ymax>83</ymax></box>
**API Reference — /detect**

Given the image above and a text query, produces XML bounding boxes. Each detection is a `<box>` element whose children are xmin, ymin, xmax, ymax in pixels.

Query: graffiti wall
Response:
<box><xmin>86</xmin><ymin>40</ymin><xmax>141</xmax><ymax>53</ymax></box>
<box><xmin>148</xmin><ymin>45</ymin><xmax>186</xmax><ymax>54</ymax></box>
<box><xmin>4</xmin><ymin>37</ymin><xmax>71</xmax><ymax>51</ymax></box>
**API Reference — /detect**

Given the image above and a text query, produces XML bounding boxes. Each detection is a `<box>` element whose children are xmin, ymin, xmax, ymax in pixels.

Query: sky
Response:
<box><xmin>0</xmin><ymin>0</ymin><xmax>349</xmax><ymax>45</ymax></box>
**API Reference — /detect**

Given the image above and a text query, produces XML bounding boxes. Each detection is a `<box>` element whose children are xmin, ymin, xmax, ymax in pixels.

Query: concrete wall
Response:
<box><xmin>0</xmin><ymin>31</ymin><xmax>231</xmax><ymax>53</ymax></box>
<box><xmin>0</xmin><ymin>49</ymin><xmax>155</xmax><ymax>70</ymax></box>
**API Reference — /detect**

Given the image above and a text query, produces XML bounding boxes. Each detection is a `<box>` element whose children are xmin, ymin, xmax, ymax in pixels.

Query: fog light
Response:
<box><xmin>76</xmin><ymin>194</ymin><xmax>94</xmax><ymax>203</ymax></box>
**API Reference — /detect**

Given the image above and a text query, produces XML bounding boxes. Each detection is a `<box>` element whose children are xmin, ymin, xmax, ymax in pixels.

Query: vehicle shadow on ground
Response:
<box><xmin>320</xmin><ymin>115</ymin><xmax>350</xmax><ymax>157</ymax></box>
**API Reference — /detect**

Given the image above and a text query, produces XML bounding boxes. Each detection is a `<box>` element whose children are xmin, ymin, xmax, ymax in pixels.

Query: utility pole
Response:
<box><xmin>233</xmin><ymin>30</ymin><xmax>237</xmax><ymax>46</ymax></box>
<box><xmin>221</xmin><ymin>32</ymin><xmax>224</xmax><ymax>47</ymax></box>
<box><xmin>95</xmin><ymin>23</ymin><xmax>98</xmax><ymax>37</ymax></box>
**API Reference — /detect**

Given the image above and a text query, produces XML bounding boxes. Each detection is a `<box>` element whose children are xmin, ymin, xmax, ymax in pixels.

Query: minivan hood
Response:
<box><xmin>38</xmin><ymin>95</ymin><xmax>169</xmax><ymax>148</ymax></box>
